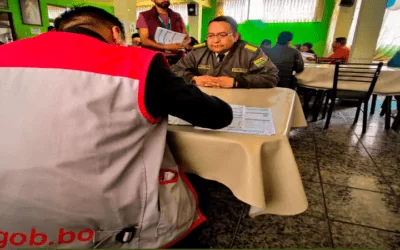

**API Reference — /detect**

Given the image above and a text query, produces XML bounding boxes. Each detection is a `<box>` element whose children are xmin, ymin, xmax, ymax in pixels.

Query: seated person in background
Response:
<box><xmin>328</xmin><ymin>37</ymin><xmax>350</xmax><ymax>62</ymax></box>
<box><xmin>47</xmin><ymin>26</ymin><xmax>55</xmax><ymax>32</ymax></box>
<box><xmin>185</xmin><ymin>36</ymin><xmax>199</xmax><ymax>52</ymax></box>
<box><xmin>0</xmin><ymin>6</ymin><xmax>233</xmax><ymax>249</ymax></box>
<box><xmin>260</xmin><ymin>39</ymin><xmax>272</xmax><ymax>53</ymax></box>
<box><xmin>131</xmin><ymin>32</ymin><xmax>141</xmax><ymax>47</ymax></box>
<box><xmin>263</xmin><ymin>31</ymin><xmax>304</xmax><ymax>89</ymax></box>
<box><xmin>300</xmin><ymin>42</ymin><xmax>316</xmax><ymax>56</ymax></box>
<box><xmin>294</xmin><ymin>44</ymin><xmax>301</xmax><ymax>50</ymax></box>
<box><xmin>387</xmin><ymin>50</ymin><xmax>400</xmax><ymax>67</ymax></box>
<box><xmin>171</xmin><ymin>16</ymin><xmax>279</xmax><ymax>88</ymax></box>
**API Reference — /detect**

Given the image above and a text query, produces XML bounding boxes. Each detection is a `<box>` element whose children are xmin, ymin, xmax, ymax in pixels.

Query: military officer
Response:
<box><xmin>171</xmin><ymin>16</ymin><xmax>279</xmax><ymax>88</ymax></box>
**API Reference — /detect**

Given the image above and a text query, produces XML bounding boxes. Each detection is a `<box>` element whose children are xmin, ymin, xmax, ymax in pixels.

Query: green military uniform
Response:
<box><xmin>171</xmin><ymin>40</ymin><xmax>279</xmax><ymax>88</ymax></box>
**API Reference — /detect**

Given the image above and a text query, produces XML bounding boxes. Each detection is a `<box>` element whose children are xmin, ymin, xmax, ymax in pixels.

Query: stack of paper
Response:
<box><xmin>155</xmin><ymin>27</ymin><xmax>186</xmax><ymax>44</ymax></box>
<box><xmin>168</xmin><ymin>105</ymin><xmax>276</xmax><ymax>136</ymax></box>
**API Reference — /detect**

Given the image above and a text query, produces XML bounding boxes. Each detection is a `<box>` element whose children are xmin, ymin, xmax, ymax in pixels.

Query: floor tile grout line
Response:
<box><xmin>311</xmin><ymin>133</ymin><xmax>335</xmax><ymax>248</ymax></box>
<box><xmin>228</xmin><ymin>203</ymin><xmax>246</xmax><ymax>248</ymax></box>
<box><xmin>344</xmin><ymin>111</ymin><xmax>399</xmax><ymax>196</ymax></box>
<box><xmin>330</xmin><ymin>219</ymin><xmax>400</xmax><ymax>234</ymax></box>
<box><xmin>319</xmin><ymin>182</ymin><xmax>394</xmax><ymax>196</ymax></box>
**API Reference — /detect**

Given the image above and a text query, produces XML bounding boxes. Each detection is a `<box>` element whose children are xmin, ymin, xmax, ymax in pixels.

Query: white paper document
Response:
<box><xmin>154</xmin><ymin>27</ymin><xmax>186</xmax><ymax>44</ymax></box>
<box><xmin>168</xmin><ymin>105</ymin><xmax>275</xmax><ymax>135</ymax></box>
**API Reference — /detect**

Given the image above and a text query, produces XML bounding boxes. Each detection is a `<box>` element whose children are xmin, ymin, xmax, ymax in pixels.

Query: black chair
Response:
<box><xmin>322</xmin><ymin>62</ymin><xmax>384</xmax><ymax>133</ymax></box>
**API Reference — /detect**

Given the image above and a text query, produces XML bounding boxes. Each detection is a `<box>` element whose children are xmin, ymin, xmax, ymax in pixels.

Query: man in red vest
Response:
<box><xmin>0</xmin><ymin>5</ymin><xmax>231</xmax><ymax>249</ymax></box>
<box><xmin>136</xmin><ymin>0</ymin><xmax>189</xmax><ymax>64</ymax></box>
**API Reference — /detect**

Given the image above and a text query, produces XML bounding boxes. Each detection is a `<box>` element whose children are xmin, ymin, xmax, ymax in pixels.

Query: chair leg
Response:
<box><xmin>312</xmin><ymin>90</ymin><xmax>324</xmax><ymax>122</ymax></box>
<box><xmin>324</xmin><ymin>94</ymin><xmax>336</xmax><ymax>130</ymax></box>
<box><xmin>302</xmin><ymin>89</ymin><xmax>311</xmax><ymax>120</ymax></box>
<box><xmin>362</xmin><ymin>100</ymin><xmax>368</xmax><ymax>134</ymax></box>
<box><xmin>385</xmin><ymin>96</ymin><xmax>392</xmax><ymax>130</ymax></box>
<box><xmin>353</xmin><ymin>100</ymin><xmax>362</xmax><ymax>126</ymax></box>
<box><xmin>321</xmin><ymin>92</ymin><xmax>330</xmax><ymax>120</ymax></box>
<box><xmin>370</xmin><ymin>94</ymin><xmax>377</xmax><ymax>115</ymax></box>
<box><xmin>392</xmin><ymin>111</ymin><xmax>400</xmax><ymax>130</ymax></box>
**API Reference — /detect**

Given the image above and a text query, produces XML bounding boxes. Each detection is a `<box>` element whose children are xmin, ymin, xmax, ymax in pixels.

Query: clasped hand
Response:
<box><xmin>194</xmin><ymin>76</ymin><xmax>234</xmax><ymax>88</ymax></box>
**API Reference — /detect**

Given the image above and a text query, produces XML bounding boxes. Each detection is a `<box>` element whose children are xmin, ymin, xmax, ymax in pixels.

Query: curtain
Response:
<box><xmin>260</xmin><ymin>0</ymin><xmax>318</xmax><ymax>23</ymax></box>
<box><xmin>136</xmin><ymin>4</ymin><xmax>188</xmax><ymax>25</ymax></box>
<box><xmin>220</xmin><ymin>0</ymin><xmax>250</xmax><ymax>24</ymax></box>
<box><xmin>374</xmin><ymin>9</ymin><xmax>400</xmax><ymax>61</ymax></box>
<box><xmin>222</xmin><ymin>0</ymin><xmax>318</xmax><ymax>24</ymax></box>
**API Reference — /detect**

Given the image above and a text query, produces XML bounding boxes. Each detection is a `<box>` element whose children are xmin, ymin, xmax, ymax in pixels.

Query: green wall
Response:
<box><xmin>0</xmin><ymin>0</ymin><xmax>113</xmax><ymax>40</ymax></box>
<box><xmin>201</xmin><ymin>0</ymin><xmax>217</xmax><ymax>43</ymax></box>
<box><xmin>201</xmin><ymin>0</ymin><xmax>335</xmax><ymax>56</ymax></box>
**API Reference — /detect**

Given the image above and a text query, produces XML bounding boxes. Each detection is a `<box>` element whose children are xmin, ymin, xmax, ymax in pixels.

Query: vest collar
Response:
<box><xmin>63</xmin><ymin>26</ymin><xmax>109</xmax><ymax>44</ymax></box>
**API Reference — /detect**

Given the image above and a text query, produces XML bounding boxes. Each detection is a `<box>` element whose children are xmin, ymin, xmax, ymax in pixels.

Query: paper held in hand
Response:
<box><xmin>168</xmin><ymin>105</ymin><xmax>276</xmax><ymax>136</ymax></box>
<box><xmin>155</xmin><ymin>27</ymin><xmax>186</xmax><ymax>44</ymax></box>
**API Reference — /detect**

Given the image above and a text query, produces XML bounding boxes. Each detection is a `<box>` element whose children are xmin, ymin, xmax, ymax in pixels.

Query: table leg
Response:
<box><xmin>385</xmin><ymin>96</ymin><xmax>392</xmax><ymax>130</ymax></box>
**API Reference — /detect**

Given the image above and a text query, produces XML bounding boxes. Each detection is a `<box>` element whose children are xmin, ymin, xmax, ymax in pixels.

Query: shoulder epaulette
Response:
<box><xmin>244</xmin><ymin>43</ymin><xmax>258</xmax><ymax>53</ymax></box>
<box><xmin>193</xmin><ymin>43</ymin><xmax>207</xmax><ymax>49</ymax></box>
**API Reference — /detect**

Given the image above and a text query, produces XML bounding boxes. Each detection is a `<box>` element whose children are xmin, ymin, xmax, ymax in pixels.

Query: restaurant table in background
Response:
<box><xmin>297</xmin><ymin>64</ymin><xmax>400</xmax><ymax>94</ymax></box>
<box><xmin>167</xmin><ymin>87</ymin><xmax>308</xmax><ymax>218</ymax></box>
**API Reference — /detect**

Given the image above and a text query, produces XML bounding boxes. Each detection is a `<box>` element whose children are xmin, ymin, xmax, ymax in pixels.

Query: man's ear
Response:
<box><xmin>233</xmin><ymin>32</ymin><xmax>240</xmax><ymax>42</ymax></box>
<box><xmin>111</xmin><ymin>26</ymin><xmax>125</xmax><ymax>45</ymax></box>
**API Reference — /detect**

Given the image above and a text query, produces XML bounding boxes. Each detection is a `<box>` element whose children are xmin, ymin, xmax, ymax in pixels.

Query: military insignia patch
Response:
<box><xmin>232</xmin><ymin>68</ymin><xmax>248</xmax><ymax>73</ymax></box>
<box><xmin>193</xmin><ymin>43</ymin><xmax>207</xmax><ymax>49</ymax></box>
<box><xmin>244</xmin><ymin>44</ymin><xmax>258</xmax><ymax>52</ymax></box>
<box><xmin>253</xmin><ymin>57</ymin><xmax>268</xmax><ymax>67</ymax></box>
<box><xmin>198</xmin><ymin>65</ymin><xmax>211</xmax><ymax>70</ymax></box>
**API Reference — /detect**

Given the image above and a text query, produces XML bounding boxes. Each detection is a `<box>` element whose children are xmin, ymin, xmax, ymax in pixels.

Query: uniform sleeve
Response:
<box><xmin>170</xmin><ymin>51</ymin><xmax>198</xmax><ymax>83</ymax></box>
<box><xmin>145</xmin><ymin>54</ymin><xmax>233</xmax><ymax>129</ymax></box>
<box><xmin>235</xmin><ymin>48</ymin><xmax>279</xmax><ymax>88</ymax></box>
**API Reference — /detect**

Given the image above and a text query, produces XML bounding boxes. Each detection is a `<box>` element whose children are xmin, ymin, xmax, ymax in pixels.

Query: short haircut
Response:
<box><xmin>48</xmin><ymin>26</ymin><xmax>55</xmax><ymax>31</ymax></box>
<box><xmin>131</xmin><ymin>33</ymin><xmax>140</xmax><ymax>39</ymax></box>
<box><xmin>208</xmin><ymin>16</ymin><xmax>238</xmax><ymax>33</ymax></box>
<box><xmin>54</xmin><ymin>6</ymin><xmax>125</xmax><ymax>39</ymax></box>
<box><xmin>303</xmin><ymin>42</ymin><xmax>313</xmax><ymax>49</ymax></box>
<box><xmin>261</xmin><ymin>39</ymin><xmax>271</xmax><ymax>46</ymax></box>
<box><xmin>335</xmin><ymin>37</ymin><xmax>347</xmax><ymax>45</ymax></box>
<box><xmin>277</xmin><ymin>31</ymin><xmax>293</xmax><ymax>45</ymax></box>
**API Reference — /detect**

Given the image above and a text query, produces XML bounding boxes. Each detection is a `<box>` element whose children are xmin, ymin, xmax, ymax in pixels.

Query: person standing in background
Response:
<box><xmin>136</xmin><ymin>0</ymin><xmax>189</xmax><ymax>53</ymax></box>
<box><xmin>260</xmin><ymin>39</ymin><xmax>272</xmax><ymax>54</ymax></box>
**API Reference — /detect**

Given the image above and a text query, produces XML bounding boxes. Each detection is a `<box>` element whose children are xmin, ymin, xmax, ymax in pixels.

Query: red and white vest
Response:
<box><xmin>0</xmin><ymin>32</ymin><xmax>205</xmax><ymax>249</ymax></box>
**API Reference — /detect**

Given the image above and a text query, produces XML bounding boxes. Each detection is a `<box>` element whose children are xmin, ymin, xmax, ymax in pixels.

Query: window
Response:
<box><xmin>136</xmin><ymin>4</ymin><xmax>189</xmax><ymax>25</ymax></box>
<box><xmin>374</xmin><ymin>9</ymin><xmax>400</xmax><ymax>60</ymax></box>
<box><xmin>47</xmin><ymin>5</ymin><xmax>69</xmax><ymax>24</ymax></box>
<box><xmin>221</xmin><ymin>0</ymin><xmax>319</xmax><ymax>23</ymax></box>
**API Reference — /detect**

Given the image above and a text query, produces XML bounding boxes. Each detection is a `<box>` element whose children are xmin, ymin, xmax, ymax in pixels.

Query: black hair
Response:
<box><xmin>335</xmin><ymin>37</ymin><xmax>347</xmax><ymax>45</ymax></box>
<box><xmin>48</xmin><ymin>26</ymin><xmax>55</xmax><ymax>31</ymax></box>
<box><xmin>188</xmin><ymin>36</ymin><xmax>199</xmax><ymax>46</ymax></box>
<box><xmin>261</xmin><ymin>39</ymin><xmax>271</xmax><ymax>46</ymax></box>
<box><xmin>208</xmin><ymin>16</ymin><xmax>238</xmax><ymax>33</ymax></box>
<box><xmin>54</xmin><ymin>6</ymin><xmax>125</xmax><ymax>39</ymax></box>
<box><xmin>0</xmin><ymin>41</ymin><xmax>4</xmax><ymax>45</ymax></box>
<box><xmin>131</xmin><ymin>33</ymin><xmax>140</xmax><ymax>39</ymax></box>
<box><xmin>303</xmin><ymin>42</ymin><xmax>313</xmax><ymax>49</ymax></box>
<box><xmin>277</xmin><ymin>31</ymin><xmax>293</xmax><ymax>45</ymax></box>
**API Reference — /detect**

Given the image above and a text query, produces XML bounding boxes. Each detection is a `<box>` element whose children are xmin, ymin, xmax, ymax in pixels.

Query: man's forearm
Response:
<box><xmin>141</xmin><ymin>37</ymin><xmax>166</xmax><ymax>50</ymax></box>
<box><xmin>236</xmin><ymin>75</ymin><xmax>277</xmax><ymax>88</ymax></box>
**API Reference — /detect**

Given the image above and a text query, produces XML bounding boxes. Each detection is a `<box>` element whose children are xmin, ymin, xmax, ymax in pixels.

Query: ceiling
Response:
<box><xmin>87</xmin><ymin>0</ymin><xmax>211</xmax><ymax>8</ymax></box>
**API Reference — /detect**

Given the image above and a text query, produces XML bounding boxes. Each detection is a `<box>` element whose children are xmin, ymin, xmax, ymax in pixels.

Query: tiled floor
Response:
<box><xmin>197</xmin><ymin>106</ymin><xmax>400</xmax><ymax>249</ymax></box>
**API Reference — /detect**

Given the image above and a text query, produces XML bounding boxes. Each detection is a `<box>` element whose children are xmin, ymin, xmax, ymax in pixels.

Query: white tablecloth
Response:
<box><xmin>297</xmin><ymin>64</ymin><xmax>400</xmax><ymax>95</ymax></box>
<box><xmin>167</xmin><ymin>87</ymin><xmax>308</xmax><ymax>217</ymax></box>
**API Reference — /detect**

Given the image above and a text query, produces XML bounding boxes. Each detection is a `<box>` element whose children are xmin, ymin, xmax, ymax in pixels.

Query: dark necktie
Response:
<box><xmin>217</xmin><ymin>53</ymin><xmax>225</xmax><ymax>62</ymax></box>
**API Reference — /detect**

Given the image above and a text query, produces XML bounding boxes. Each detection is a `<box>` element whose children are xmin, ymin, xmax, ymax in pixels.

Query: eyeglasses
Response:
<box><xmin>206</xmin><ymin>32</ymin><xmax>234</xmax><ymax>40</ymax></box>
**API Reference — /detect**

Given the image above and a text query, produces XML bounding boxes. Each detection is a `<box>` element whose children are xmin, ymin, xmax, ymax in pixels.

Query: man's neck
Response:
<box><xmin>155</xmin><ymin>5</ymin><xmax>168</xmax><ymax>14</ymax></box>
